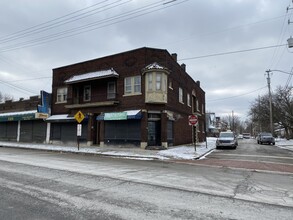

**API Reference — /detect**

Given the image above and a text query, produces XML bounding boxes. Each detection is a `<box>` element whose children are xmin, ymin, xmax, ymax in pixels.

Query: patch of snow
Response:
<box><xmin>65</xmin><ymin>68</ymin><xmax>118</xmax><ymax>84</ymax></box>
<box><xmin>0</xmin><ymin>110</ymin><xmax>37</xmax><ymax>116</ymax></box>
<box><xmin>145</xmin><ymin>62</ymin><xmax>166</xmax><ymax>70</ymax></box>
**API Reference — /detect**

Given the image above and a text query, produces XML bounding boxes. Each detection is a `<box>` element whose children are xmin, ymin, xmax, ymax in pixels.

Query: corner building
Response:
<box><xmin>49</xmin><ymin>47</ymin><xmax>205</xmax><ymax>148</ymax></box>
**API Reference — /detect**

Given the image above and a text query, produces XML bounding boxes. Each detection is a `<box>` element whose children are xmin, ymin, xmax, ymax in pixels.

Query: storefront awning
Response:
<box><xmin>46</xmin><ymin>114</ymin><xmax>75</xmax><ymax>122</ymax></box>
<box><xmin>96</xmin><ymin>110</ymin><xmax>142</xmax><ymax>121</ymax></box>
<box><xmin>0</xmin><ymin>110</ymin><xmax>37</xmax><ymax>122</ymax></box>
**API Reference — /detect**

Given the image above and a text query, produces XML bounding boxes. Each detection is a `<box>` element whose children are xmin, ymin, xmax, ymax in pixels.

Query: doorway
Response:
<box><xmin>147</xmin><ymin>121</ymin><xmax>161</xmax><ymax>146</ymax></box>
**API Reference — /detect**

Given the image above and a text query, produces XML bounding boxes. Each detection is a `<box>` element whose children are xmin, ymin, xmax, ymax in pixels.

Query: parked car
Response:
<box><xmin>216</xmin><ymin>131</ymin><xmax>238</xmax><ymax>149</ymax></box>
<box><xmin>237</xmin><ymin>134</ymin><xmax>243</xmax><ymax>139</ymax></box>
<box><xmin>257</xmin><ymin>132</ymin><xmax>275</xmax><ymax>145</ymax></box>
<box><xmin>242</xmin><ymin>133</ymin><xmax>251</xmax><ymax>139</ymax></box>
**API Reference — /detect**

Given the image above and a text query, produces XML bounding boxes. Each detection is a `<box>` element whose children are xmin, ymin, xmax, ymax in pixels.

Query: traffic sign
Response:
<box><xmin>74</xmin><ymin>111</ymin><xmax>85</xmax><ymax>123</ymax></box>
<box><xmin>188</xmin><ymin>114</ymin><xmax>198</xmax><ymax>126</ymax></box>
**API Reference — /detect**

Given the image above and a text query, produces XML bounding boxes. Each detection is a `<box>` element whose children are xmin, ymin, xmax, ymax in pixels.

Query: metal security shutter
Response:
<box><xmin>51</xmin><ymin>123</ymin><xmax>61</xmax><ymax>141</ymax></box>
<box><xmin>0</xmin><ymin>122</ymin><xmax>7</xmax><ymax>140</ymax></box>
<box><xmin>61</xmin><ymin>123</ymin><xmax>76</xmax><ymax>143</ymax></box>
<box><xmin>60</xmin><ymin>122</ymin><xmax>87</xmax><ymax>143</ymax></box>
<box><xmin>32</xmin><ymin>120</ymin><xmax>46</xmax><ymax>143</ymax></box>
<box><xmin>167</xmin><ymin>120</ymin><xmax>173</xmax><ymax>145</ymax></box>
<box><xmin>6</xmin><ymin>121</ymin><xmax>18</xmax><ymax>141</ymax></box>
<box><xmin>105</xmin><ymin>120</ymin><xmax>141</xmax><ymax>145</ymax></box>
<box><xmin>20</xmin><ymin>121</ymin><xmax>33</xmax><ymax>142</ymax></box>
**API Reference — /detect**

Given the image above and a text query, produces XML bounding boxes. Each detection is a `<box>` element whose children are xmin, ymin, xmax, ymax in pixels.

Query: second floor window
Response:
<box><xmin>83</xmin><ymin>85</ymin><xmax>91</xmax><ymax>101</ymax></box>
<box><xmin>56</xmin><ymin>87</ymin><xmax>67</xmax><ymax>103</ymax></box>
<box><xmin>179</xmin><ymin>87</ymin><xmax>183</xmax><ymax>104</ymax></box>
<box><xmin>107</xmin><ymin>82</ymin><xmax>116</xmax><ymax>99</ymax></box>
<box><xmin>124</xmin><ymin>76</ymin><xmax>141</xmax><ymax>95</ymax></box>
<box><xmin>156</xmin><ymin>73</ymin><xmax>162</xmax><ymax>90</ymax></box>
<box><xmin>187</xmin><ymin>93</ymin><xmax>191</xmax><ymax>107</ymax></box>
<box><xmin>147</xmin><ymin>72</ymin><xmax>167</xmax><ymax>92</ymax></box>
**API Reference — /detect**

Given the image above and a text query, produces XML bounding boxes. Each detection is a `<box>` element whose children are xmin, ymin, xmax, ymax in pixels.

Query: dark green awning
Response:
<box><xmin>0</xmin><ymin>110</ymin><xmax>37</xmax><ymax>122</ymax></box>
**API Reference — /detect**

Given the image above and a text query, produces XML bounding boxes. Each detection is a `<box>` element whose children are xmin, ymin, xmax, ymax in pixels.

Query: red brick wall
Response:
<box><xmin>52</xmin><ymin>47</ymin><xmax>206</xmax><ymax>143</ymax></box>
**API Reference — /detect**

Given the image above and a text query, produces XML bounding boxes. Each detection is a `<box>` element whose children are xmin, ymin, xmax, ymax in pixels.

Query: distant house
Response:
<box><xmin>47</xmin><ymin>47</ymin><xmax>206</xmax><ymax>148</ymax></box>
<box><xmin>0</xmin><ymin>91</ymin><xmax>51</xmax><ymax>143</ymax></box>
<box><xmin>206</xmin><ymin>113</ymin><xmax>218</xmax><ymax>136</ymax></box>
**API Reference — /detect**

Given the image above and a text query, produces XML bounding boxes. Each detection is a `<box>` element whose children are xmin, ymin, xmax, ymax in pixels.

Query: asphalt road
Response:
<box><xmin>198</xmin><ymin>138</ymin><xmax>293</xmax><ymax>173</ymax></box>
<box><xmin>0</xmin><ymin>146</ymin><xmax>293</xmax><ymax>219</ymax></box>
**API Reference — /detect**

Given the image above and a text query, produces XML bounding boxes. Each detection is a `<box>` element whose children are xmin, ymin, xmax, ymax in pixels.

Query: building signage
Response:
<box><xmin>104</xmin><ymin>112</ymin><xmax>127</xmax><ymax>120</ymax></box>
<box><xmin>37</xmin><ymin>90</ymin><xmax>51</xmax><ymax>114</ymax></box>
<box><xmin>0</xmin><ymin>113</ymin><xmax>35</xmax><ymax>122</ymax></box>
<box><xmin>35</xmin><ymin>112</ymin><xmax>49</xmax><ymax>119</ymax></box>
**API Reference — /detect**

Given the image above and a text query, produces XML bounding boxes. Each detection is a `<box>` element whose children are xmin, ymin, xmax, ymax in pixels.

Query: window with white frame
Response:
<box><xmin>148</xmin><ymin>74</ymin><xmax>153</xmax><ymax>91</ymax></box>
<box><xmin>107</xmin><ymin>82</ymin><xmax>116</xmax><ymax>99</ymax></box>
<box><xmin>124</xmin><ymin>76</ymin><xmax>141</xmax><ymax>95</ymax></box>
<box><xmin>83</xmin><ymin>85</ymin><xmax>91</xmax><ymax>101</ymax></box>
<box><xmin>56</xmin><ymin>87</ymin><xmax>67</xmax><ymax>103</ymax></box>
<box><xmin>156</xmin><ymin>73</ymin><xmax>162</xmax><ymax>90</ymax></box>
<box><xmin>179</xmin><ymin>87</ymin><xmax>183</xmax><ymax>103</ymax></box>
<box><xmin>187</xmin><ymin>93</ymin><xmax>191</xmax><ymax>107</ymax></box>
<box><xmin>147</xmin><ymin>72</ymin><xmax>167</xmax><ymax>92</ymax></box>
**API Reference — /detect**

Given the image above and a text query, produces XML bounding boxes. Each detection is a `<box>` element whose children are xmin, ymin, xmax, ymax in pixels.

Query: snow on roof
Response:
<box><xmin>124</xmin><ymin>110</ymin><xmax>140</xmax><ymax>116</ymax></box>
<box><xmin>46</xmin><ymin>114</ymin><xmax>74</xmax><ymax>121</ymax></box>
<box><xmin>0</xmin><ymin>110</ymin><xmax>37</xmax><ymax>116</ymax></box>
<box><xmin>145</xmin><ymin>62</ymin><xmax>166</xmax><ymax>70</ymax></box>
<box><xmin>65</xmin><ymin>68</ymin><xmax>119</xmax><ymax>84</ymax></box>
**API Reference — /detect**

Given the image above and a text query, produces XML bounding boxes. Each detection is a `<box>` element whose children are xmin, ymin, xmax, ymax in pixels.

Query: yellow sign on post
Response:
<box><xmin>74</xmin><ymin>110</ymin><xmax>85</xmax><ymax>123</ymax></box>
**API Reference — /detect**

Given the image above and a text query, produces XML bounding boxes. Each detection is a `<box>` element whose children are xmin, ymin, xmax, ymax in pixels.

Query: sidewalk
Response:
<box><xmin>1</xmin><ymin>138</ymin><xmax>292</xmax><ymax>161</ymax></box>
<box><xmin>0</xmin><ymin>138</ymin><xmax>217</xmax><ymax>161</ymax></box>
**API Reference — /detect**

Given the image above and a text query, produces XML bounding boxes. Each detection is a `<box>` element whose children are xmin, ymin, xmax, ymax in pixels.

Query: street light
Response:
<box><xmin>265</xmin><ymin>68</ymin><xmax>293</xmax><ymax>134</ymax></box>
<box><xmin>288</xmin><ymin>36</ymin><xmax>293</xmax><ymax>48</ymax></box>
<box><xmin>265</xmin><ymin>70</ymin><xmax>273</xmax><ymax>134</ymax></box>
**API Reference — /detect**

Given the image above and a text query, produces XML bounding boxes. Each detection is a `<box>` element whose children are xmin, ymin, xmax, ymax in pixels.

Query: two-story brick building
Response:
<box><xmin>47</xmin><ymin>47</ymin><xmax>205</xmax><ymax>148</ymax></box>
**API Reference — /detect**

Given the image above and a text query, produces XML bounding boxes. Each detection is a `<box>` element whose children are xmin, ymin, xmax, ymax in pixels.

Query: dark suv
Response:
<box><xmin>257</xmin><ymin>132</ymin><xmax>275</xmax><ymax>145</ymax></box>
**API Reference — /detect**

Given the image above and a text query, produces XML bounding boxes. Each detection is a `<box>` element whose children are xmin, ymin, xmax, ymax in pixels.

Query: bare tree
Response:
<box><xmin>0</xmin><ymin>91</ymin><xmax>13</xmax><ymax>103</ymax></box>
<box><xmin>221</xmin><ymin>114</ymin><xmax>245</xmax><ymax>134</ymax></box>
<box><xmin>249</xmin><ymin>86</ymin><xmax>293</xmax><ymax>138</ymax></box>
<box><xmin>273</xmin><ymin>86</ymin><xmax>293</xmax><ymax>139</ymax></box>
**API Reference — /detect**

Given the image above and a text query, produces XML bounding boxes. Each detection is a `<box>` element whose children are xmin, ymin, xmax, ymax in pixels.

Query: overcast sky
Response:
<box><xmin>0</xmin><ymin>0</ymin><xmax>292</xmax><ymax>120</ymax></box>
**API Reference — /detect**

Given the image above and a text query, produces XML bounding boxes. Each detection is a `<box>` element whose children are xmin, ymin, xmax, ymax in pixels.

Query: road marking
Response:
<box><xmin>208</xmin><ymin>158</ymin><xmax>293</xmax><ymax>166</ymax></box>
<box><xmin>213</xmin><ymin>153</ymin><xmax>293</xmax><ymax>160</ymax></box>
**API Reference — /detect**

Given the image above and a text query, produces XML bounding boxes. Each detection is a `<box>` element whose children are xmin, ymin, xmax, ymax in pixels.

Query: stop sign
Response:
<box><xmin>188</xmin><ymin>115</ymin><xmax>198</xmax><ymax>126</ymax></box>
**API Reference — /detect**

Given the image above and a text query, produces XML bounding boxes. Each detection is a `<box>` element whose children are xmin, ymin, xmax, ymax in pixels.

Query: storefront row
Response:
<box><xmin>46</xmin><ymin>110</ymin><xmax>176</xmax><ymax>149</ymax></box>
<box><xmin>0</xmin><ymin>109</ymin><xmax>202</xmax><ymax>149</ymax></box>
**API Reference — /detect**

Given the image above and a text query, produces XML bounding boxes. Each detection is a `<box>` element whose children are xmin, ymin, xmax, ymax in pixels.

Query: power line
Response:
<box><xmin>0</xmin><ymin>0</ymin><xmax>188</xmax><ymax>53</ymax></box>
<box><xmin>0</xmin><ymin>0</ymin><xmax>125</xmax><ymax>44</ymax></box>
<box><xmin>207</xmin><ymin>86</ymin><xmax>267</xmax><ymax>102</ymax></box>
<box><xmin>178</xmin><ymin>44</ymin><xmax>287</xmax><ymax>61</ymax></box>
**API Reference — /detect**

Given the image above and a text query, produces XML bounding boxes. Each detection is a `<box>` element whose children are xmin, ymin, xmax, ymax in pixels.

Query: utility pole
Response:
<box><xmin>265</xmin><ymin>70</ymin><xmax>273</xmax><ymax>134</ymax></box>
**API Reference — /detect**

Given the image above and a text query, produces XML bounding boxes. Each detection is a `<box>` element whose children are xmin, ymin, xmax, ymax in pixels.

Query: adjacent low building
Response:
<box><xmin>0</xmin><ymin>91</ymin><xmax>51</xmax><ymax>143</ymax></box>
<box><xmin>48</xmin><ymin>47</ymin><xmax>206</xmax><ymax>148</ymax></box>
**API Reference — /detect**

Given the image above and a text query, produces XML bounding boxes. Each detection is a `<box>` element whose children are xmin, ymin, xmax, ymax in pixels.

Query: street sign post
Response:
<box><xmin>188</xmin><ymin>114</ymin><xmax>198</xmax><ymax>126</ymax></box>
<box><xmin>74</xmin><ymin>111</ymin><xmax>85</xmax><ymax>150</ymax></box>
<box><xmin>74</xmin><ymin>111</ymin><xmax>85</xmax><ymax>124</ymax></box>
<box><xmin>189</xmin><ymin>115</ymin><xmax>198</xmax><ymax>151</ymax></box>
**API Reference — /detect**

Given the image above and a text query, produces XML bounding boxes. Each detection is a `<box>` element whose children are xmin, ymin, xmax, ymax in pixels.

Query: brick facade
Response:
<box><xmin>50</xmin><ymin>47</ymin><xmax>206</xmax><ymax>148</ymax></box>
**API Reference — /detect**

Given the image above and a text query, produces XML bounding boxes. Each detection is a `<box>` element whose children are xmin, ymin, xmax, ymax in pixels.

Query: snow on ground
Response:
<box><xmin>157</xmin><ymin>137</ymin><xmax>217</xmax><ymax>160</ymax></box>
<box><xmin>0</xmin><ymin>137</ymin><xmax>292</xmax><ymax>161</ymax></box>
<box><xmin>275</xmin><ymin>138</ymin><xmax>293</xmax><ymax>151</ymax></box>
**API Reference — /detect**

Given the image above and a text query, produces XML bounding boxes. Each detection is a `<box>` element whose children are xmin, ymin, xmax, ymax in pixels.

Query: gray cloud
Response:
<box><xmin>0</xmin><ymin>0</ymin><xmax>292</xmax><ymax>120</ymax></box>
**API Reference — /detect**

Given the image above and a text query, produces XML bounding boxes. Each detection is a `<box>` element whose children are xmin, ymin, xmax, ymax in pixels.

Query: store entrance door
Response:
<box><xmin>147</xmin><ymin>121</ymin><xmax>161</xmax><ymax>146</ymax></box>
